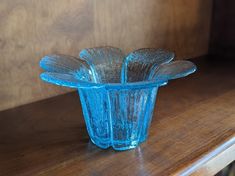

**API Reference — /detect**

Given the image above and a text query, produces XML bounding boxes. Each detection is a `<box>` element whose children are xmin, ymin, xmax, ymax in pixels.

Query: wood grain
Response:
<box><xmin>0</xmin><ymin>0</ymin><xmax>213</xmax><ymax>111</ymax></box>
<box><xmin>0</xmin><ymin>56</ymin><xmax>235</xmax><ymax>176</ymax></box>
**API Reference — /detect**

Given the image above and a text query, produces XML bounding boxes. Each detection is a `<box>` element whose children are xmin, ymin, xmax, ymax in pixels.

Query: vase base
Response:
<box><xmin>90</xmin><ymin>138</ymin><xmax>147</xmax><ymax>151</ymax></box>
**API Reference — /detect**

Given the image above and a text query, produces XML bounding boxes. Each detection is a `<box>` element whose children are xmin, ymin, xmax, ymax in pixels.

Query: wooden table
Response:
<box><xmin>1</xmin><ymin>56</ymin><xmax>235</xmax><ymax>176</ymax></box>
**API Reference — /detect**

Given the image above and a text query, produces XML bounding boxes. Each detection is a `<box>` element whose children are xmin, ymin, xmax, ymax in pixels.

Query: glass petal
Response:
<box><xmin>121</xmin><ymin>48</ymin><xmax>174</xmax><ymax>83</ymax></box>
<box><xmin>149</xmin><ymin>60</ymin><xmax>196</xmax><ymax>81</ymax></box>
<box><xmin>79</xmin><ymin>47</ymin><xmax>125</xmax><ymax>83</ymax></box>
<box><xmin>40</xmin><ymin>72</ymin><xmax>82</xmax><ymax>88</ymax></box>
<box><xmin>40</xmin><ymin>54</ymin><xmax>94</xmax><ymax>82</ymax></box>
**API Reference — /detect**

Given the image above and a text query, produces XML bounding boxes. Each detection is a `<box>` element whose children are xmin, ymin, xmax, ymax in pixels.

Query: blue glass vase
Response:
<box><xmin>39</xmin><ymin>47</ymin><xmax>196</xmax><ymax>150</ymax></box>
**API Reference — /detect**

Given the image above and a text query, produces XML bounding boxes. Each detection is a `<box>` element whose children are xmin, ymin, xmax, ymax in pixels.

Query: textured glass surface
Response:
<box><xmin>40</xmin><ymin>54</ymin><xmax>95</xmax><ymax>83</ymax></box>
<box><xmin>40</xmin><ymin>47</ymin><xmax>196</xmax><ymax>151</ymax></box>
<box><xmin>121</xmin><ymin>48</ymin><xmax>174</xmax><ymax>83</ymax></box>
<box><xmin>148</xmin><ymin>60</ymin><xmax>197</xmax><ymax>81</ymax></box>
<box><xmin>79</xmin><ymin>46</ymin><xmax>125</xmax><ymax>83</ymax></box>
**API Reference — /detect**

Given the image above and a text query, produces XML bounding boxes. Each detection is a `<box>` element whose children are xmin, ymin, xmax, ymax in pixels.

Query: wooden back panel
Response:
<box><xmin>209</xmin><ymin>0</ymin><xmax>235</xmax><ymax>58</ymax></box>
<box><xmin>0</xmin><ymin>0</ymin><xmax>212</xmax><ymax>111</ymax></box>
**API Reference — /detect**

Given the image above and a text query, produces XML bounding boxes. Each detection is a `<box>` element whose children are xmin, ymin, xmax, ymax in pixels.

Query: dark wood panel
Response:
<box><xmin>209</xmin><ymin>0</ymin><xmax>235</xmax><ymax>58</ymax></box>
<box><xmin>0</xmin><ymin>56</ymin><xmax>235</xmax><ymax>175</ymax></box>
<box><xmin>0</xmin><ymin>0</ymin><xmax>213</xmax><ymax>111</ymax></box>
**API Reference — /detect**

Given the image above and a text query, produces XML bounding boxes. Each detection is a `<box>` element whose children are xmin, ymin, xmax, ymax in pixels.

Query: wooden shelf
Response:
<box><xmin>1</xmin><ymin>56</ymin><xmax>235</xmax><ymax>175</ymax></box>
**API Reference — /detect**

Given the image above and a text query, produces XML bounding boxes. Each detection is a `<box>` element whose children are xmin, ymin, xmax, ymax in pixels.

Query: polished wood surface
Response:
<box><xmin>0</xmin><ymin>56</ymin><xmax>235</xmax><ymax>176</ymax></box>
<box><xmin>0</xmin><ymin>0</ymin><xmax>213</xmax><ymax>111</ymax></box>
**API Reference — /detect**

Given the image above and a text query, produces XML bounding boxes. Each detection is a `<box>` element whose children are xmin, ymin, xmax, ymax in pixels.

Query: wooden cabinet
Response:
<box><xmin>1</xmin><ymin>1</ymin><xmax>235</xmax><ymax>175</ymax></box>
<box><xmin>1</xmin><ymin>56</ymin><xmax>235</xmax><ymax>175</ymax></box>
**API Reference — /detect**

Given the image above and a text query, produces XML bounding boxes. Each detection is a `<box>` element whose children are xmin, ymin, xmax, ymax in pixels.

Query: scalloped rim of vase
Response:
<box><xmin>40</xmin><ymin>46</ymin><xmax>181</xmax><ymax>89</ymax></box>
